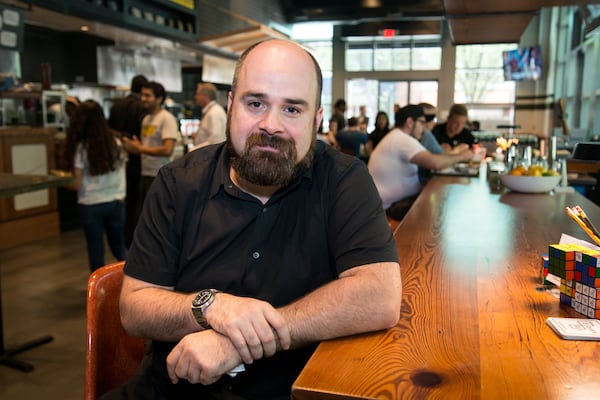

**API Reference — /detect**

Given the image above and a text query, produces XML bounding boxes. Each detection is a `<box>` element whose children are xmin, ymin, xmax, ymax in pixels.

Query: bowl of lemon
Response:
<box><xmin>500</xmin><ymin>165</ymin><xmax>560</xmax><ymax>193</ymax></box>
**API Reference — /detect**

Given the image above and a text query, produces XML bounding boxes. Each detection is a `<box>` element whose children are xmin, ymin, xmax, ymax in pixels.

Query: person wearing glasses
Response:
<box><xmin>368</xmin><ymin>104</ymin><xmax>473</xmax><ymax>220</ymax></box>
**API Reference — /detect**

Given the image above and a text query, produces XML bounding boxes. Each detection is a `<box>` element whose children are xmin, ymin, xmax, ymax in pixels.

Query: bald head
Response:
<box><xmin>231</xmin><ymin>39</ymin><xmax>323</xmax><ymax>108</ymax></box>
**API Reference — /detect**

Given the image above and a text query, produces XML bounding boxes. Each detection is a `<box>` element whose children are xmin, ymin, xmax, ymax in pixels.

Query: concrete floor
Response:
<box><xmin>0</xmin><ymin>229</ymin><xmax>117</xmax><ymax>399</ymax></box>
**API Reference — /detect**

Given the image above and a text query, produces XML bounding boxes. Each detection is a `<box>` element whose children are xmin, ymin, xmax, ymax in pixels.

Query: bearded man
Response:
<box><xmin>106</xmin><ymin>39</ymin><xmax>401</xmax><ymax>400</ymax></box>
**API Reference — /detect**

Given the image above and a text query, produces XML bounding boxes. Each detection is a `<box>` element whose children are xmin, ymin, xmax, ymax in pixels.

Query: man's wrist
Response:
<box><xmin>191</xmin><ymin>289</ymin><xmax>220</xmax><ymax>329</ymax></box>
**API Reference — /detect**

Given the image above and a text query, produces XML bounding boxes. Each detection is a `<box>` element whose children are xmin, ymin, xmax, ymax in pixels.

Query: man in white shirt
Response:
<box><xmin>368</xmin><ymin>104</ymin><xmax>473</xmax><ymax>220</ymax></box>
<box><xmin>122</xmin><ymin>81</ymin><xmax>179</xmax><ymax>203</ymax></box>
<box><xmin>191</xmin><ymin>82</ymin><xmax>227</xmax><ymax>150</ymax></box>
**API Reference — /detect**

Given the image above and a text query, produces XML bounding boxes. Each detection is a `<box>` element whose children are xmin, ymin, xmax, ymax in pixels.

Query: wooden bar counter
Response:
<box><xmin>292</xmin><ymin>175</ymin><xmax>600</xmax><ymax>399</ymax></box>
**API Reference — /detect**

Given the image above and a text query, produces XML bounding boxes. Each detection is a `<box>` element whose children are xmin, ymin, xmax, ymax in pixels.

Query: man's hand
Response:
<box><xmin>448</xmin><ymin>143</ymin><xmax>470</xmax><ymax>154</ymax></box>
<box><xmin>166</xmin><ymin>329</ymin><xmax>241</xmax><ymax>385</ymax></box>
<box><xmin>205</xmin><ymin>293</ymin><xmax>291</xmax><ymax>364</ymax></box>
<box><xmin>122</xmin><ymin>135</ymin><xmax>142</xmax><ymax>154</ymax></box>
<box><xmin>458</xmin><ymin>148</ymin><xmax>474</xmax><ymax>162</ymax></box>
<box><xmin>440</xmin><ymin>143</ymin><xmax>453</xmax><ymax>152</ymax></box>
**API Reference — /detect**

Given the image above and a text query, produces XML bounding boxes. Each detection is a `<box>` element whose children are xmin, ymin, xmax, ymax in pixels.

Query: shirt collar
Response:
<box><xmin>202</xmin><ymin>100</ymin><xmax>217</xmax><ymax>114</ymax></box>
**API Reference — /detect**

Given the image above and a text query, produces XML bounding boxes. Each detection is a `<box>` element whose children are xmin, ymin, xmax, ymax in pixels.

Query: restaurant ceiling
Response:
<box><xmin>1</xmin><ymin>0</ymin><xmax>288</xmax><ymax>62</ymax></box>
<box><xmin>280</xmin><ymin>0</ymin><xmax>591</xmax><ymax>44</ymax></box>
<box><xmin>1</xmin><ymin>0</ymin><xmax>591</xmax><ymax>64</ymax></box>
<box><xmin>198</xmin><ymin>25</ymin><xmax>289</xmax><ymax>56</ymax></box>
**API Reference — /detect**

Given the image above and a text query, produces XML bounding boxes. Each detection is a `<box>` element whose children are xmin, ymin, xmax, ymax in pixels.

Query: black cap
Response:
<box><xmin>395</xmin><ymin>104</ymin><xmax>425</xmax><ymax>127</ymax></box>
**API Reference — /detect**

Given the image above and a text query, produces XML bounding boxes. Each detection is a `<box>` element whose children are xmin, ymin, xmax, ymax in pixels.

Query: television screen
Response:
<box><xmin>502</xmin><ymin>45</ymin><xmax>542</xmax><ymax>81</ymax></box>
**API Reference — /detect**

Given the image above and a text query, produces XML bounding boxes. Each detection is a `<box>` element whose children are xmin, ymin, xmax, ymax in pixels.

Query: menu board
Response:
<box><xmin>0</xmin><ymin>5</ymin><xmax>24</xmax><ymax>51</ymax></box>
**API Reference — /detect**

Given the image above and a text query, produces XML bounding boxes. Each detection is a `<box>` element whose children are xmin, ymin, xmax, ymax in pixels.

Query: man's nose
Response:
<box><xmin>257</xmin><ymin>109</ymin><xmax>283</xmax><ymax>134</ymax></box>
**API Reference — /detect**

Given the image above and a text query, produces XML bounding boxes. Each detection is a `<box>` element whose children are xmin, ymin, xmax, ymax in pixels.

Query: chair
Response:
<box><xmin>85</xmin><ymin>261</ymin><xmax>147</xmax><ymax>400</ymax></box>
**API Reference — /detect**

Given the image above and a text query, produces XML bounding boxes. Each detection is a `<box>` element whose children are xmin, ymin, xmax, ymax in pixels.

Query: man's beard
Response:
<box><xmin>227</xmin><ymin>129</ymin><xmax>316</xmax><ymax>187</ymax></box>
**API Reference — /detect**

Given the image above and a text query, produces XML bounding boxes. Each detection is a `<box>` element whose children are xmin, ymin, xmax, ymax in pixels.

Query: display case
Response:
<box><xmin>0</xmin><ymin>90</ymin><xmax>66</xmax><ymax>129</ymax></box>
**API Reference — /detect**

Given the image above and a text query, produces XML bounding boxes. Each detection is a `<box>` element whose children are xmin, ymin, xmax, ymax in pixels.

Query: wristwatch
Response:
<box><xmin>191</xmin><ymin>289</ymin><xmax>219</xmax><ymax>329</ymax></box>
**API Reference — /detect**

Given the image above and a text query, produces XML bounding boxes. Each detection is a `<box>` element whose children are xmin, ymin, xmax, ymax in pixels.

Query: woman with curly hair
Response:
<box><xmin>65</xmin><ymin>99</ymin><xmax>126</xmax><ymax>272</ymax></box>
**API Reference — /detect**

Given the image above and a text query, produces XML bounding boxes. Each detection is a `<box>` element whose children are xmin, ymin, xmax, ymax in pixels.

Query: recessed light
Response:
<box><xmin>81</xmin><ymin>25</ymin><xmax>89</xmax><ymax>32</ymax></box>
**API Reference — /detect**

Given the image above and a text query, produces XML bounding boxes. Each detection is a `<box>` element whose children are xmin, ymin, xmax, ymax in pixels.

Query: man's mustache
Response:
<box><xmin>246</xmin><ymin>132</ymin><xmax>293</xmax><ymax>152</ymax></box>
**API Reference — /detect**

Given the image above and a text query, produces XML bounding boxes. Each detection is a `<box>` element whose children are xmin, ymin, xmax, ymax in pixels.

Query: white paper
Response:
<box><xmin>559</xmin><ymin>233</ymin><xmax>600</xmax><ymax>251</ymax></box>
<box><xmin>547</xmin><ymin>317</ymin><xmax>600</xmax><ymax>340</ymax></box>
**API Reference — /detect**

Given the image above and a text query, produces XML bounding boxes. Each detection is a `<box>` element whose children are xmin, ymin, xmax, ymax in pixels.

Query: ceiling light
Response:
<box><xmin>362</xmin><ymin>0</ymin><xmax>381</xmax><ymax>8</ymax></box>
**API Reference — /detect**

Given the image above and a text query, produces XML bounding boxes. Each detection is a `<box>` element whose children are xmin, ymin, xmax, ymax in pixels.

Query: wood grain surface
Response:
<box><xmin>293</xmin><ymin>175</ymin><xmax>600</xmax><ymax>399</ymax></box>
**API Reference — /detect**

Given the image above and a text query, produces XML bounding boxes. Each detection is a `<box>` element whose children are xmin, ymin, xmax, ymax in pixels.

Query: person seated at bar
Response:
<box><xmin>417</xmin><ymin>102</ymin><xmax>470</xmax><ymax>184</ymax></box>
<box><xmin>368</xmin><ymin>104</ymin><xmax>473</xmax><ymax>220</ymax></box>
<box><xmin>432</xmin><ymin>103</ymin><xmax>476</xmax><ymax>150</ymax></box>
<box><xmin>366</xmin><ymin>111</ymin><xmax>391</xmax><ymax>154</ymax></box>
<box><xmin>105</xmin><ymin>39</ymin><xmax>401</xmax><ymax>400</ymax></box>
<box><xmin>336</xmin><ymin>116</ymin><xmax>368</xmax><ymax>158</ymax></box>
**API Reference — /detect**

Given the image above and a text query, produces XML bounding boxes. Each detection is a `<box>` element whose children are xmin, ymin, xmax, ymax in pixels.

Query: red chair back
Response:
<box><xmin>85</xmin><ymin>261</ymin><xmax>146</xmax><ymax>399</ymax></box>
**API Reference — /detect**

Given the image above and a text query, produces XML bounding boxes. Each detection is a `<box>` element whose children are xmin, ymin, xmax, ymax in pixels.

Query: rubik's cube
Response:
<box><xmin>548</xmin><ymin>243</ymin><xmax>600</xmax><ymax>318</ymax></box>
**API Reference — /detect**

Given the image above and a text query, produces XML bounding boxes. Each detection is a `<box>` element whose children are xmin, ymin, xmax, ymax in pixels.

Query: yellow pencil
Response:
<box><xmin>565</xmin><ymin>207</ymin><xmax>600</xmax><ymax>246</ymax></box>
<box><xmin>575</xmin><ymin>205</ymin><xmax>600</xmax><ymax>238</ymax></box>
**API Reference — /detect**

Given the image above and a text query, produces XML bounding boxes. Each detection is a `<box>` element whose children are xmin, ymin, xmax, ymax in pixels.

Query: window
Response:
<box><xmin>296</xmin><ymin>37</ymin><xmax>333</xmax><ymax>131</ymax></box>
<box><xmin>454</xmin><ymin>44</ymin><xmax>517</xmax><ymax>130</ymax></box>
<box><xmin>345</xmin><ymin>35</ymin><xmax>441</xmax><ymax>72</ymax></box>
<box><xmin>376</xmin><ymin>81</ymin><xmax>438</xmax><ymax>122</ymax></box>
<box><xmin>346</xmin><ymin>43</ymin><xmax>373</xmax><ymax>71</ymax></box>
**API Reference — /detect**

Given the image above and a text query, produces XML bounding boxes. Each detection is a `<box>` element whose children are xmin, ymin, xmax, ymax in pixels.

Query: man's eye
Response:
<box><xmin>285</xmin><ymin>107</ymin><xmax>300</xmax><ymax>114</ymax></box>
<box><xmin>249</xmin><ymin>101</ymin><xmax>262</xmax><ymax>108</ymax></box>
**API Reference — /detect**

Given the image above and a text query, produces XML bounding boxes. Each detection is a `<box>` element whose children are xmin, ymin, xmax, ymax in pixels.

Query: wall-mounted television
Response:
<box><xmin>502</xmin><ymin>45</ymin><xmax>542</xmax><ymax>81</ymax></box>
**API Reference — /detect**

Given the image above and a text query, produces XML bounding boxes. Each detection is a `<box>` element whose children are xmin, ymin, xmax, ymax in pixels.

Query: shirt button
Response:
<box><xmin>262</xmin><ymin>207</ymin><xmax>267</xmax><ymax>212</ymax></box>
<box><xmin>252</xmin><ymin>251</ymin><xmax>260</xmax><ymax>259</ymax></box>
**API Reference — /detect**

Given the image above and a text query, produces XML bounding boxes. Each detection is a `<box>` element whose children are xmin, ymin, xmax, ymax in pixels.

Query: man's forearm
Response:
<box><xmin>120</xmin><ymin>285</ymin><xmax>201</xmax><ymax>341</ymax></box>
<box><xmin>278</xmin><ymin>262</ymin><xmax>401</xmax><ymax>349</ymax></box>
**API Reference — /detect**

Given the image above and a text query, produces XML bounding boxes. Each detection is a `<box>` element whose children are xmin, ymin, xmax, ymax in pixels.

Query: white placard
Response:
<box><xmin>202</xmin><ymin>54</ymin><xmax>236</xmax><ymax>85</ymax></box>
<box><xmin>11</xmin><ymin>144</ymin><xmax>49</xmax><ymax>211</ymax></box>
<box><xmin>2</xmin><ymin>9</ymin><xmax>19</xmax><ymax>26</ymax></box>
<box><xmin>0</xmin><ymin>30</ymin><xmax>16</xmax><ymax>47</ymax></box>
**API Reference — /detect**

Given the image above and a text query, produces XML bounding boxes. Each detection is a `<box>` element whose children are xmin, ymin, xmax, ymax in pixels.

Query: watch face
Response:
<box><xmin>192</xmin><ymin>289</ymin><xmax>213</xmax><ymax>307</ymax></box>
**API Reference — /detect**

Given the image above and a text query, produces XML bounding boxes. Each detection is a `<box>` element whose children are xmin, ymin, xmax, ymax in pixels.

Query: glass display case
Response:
<box><xmin>0</xmin><ymin>90</ymin><xmax>66</xmax><ymax>129</ymax></box>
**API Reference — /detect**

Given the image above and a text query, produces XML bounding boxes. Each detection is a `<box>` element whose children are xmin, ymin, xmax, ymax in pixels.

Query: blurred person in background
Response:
<box><xmin>417</xmin><ymin>103</ymin><xmax>472</xmax><ymax>184</ymax></box>
<box><xmin>330</xmin><ymin>98</ymin><xmax>347</xmax><ymax>132</ymax></box>
<box><xmin>356</xmin><ymin>105</ymin><xmax>369</xmax><ymax>132</ymax></box>
<box><xmin>366</xmin><ymin>111</ymin><xmax>391</xmax><ymax>154</ymax></box>
<box><xmin>369</xmin><ymin>105</ymin><xmax>473</xmax><ymax>220</ymax></box>
<box><xmin>65</xmin><ymin>100</ymin><xmax>126</xmax><ymax>272</ymax></box>
<box><xmin>336</xmin><ymin>116</ymin><xmax>368</xmax><ymax>158</ymax></box>
<box><xmin>432</xmin><ymin>103</ymin><xmax>476</xmax><ymax>150</ymax></box>
<box><xmin>108</xmin><ymin>74</ymin><xmax>148</xmax><ymax>248</ymax></box>
<box><xmin>191</xmin><ymin>82</ymin><xmax>227</xmax><ymax>150</ymax></box>
<box><xmin>122</xmin><ymin>80</ymin><xmax>179</xmax><ymax>205</ymax></box>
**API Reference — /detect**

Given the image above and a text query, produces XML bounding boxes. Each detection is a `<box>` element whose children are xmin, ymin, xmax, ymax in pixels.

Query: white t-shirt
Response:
<box><xmin>74</xmin><ymin>138</ymin><xmax>126</xmax><ymax>205</ymax></box>
<box><xmin>192</xmin><ymin>100</ymin><xmax>227</xmax><ymax>149</ymax></box>
<box><xmin>367</xmin><ymin>128</ymin><xmax>426</xmax><ymax>209</ymax></box>
<box><xmin>140</xmin><ymin>109</ymin><xmax>179</xmax><ymax>177</ymax></box>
